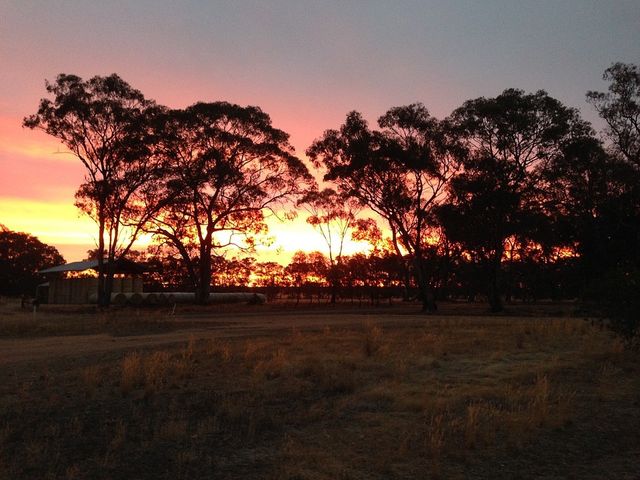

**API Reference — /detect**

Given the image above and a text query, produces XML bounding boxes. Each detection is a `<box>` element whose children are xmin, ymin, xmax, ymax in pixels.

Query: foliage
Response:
<box><xmin>595</xmin><ymin>269</ymin><xmax>640</xmax><ymax>348</ymax></box>
<box><xmin>23</xmin><ymin>73</ymin><xmax>160</xmax><ymax>306</ymax></box>
<box><xmin>308</xmin><ymin>103</ymin><xmax>461</xmax><ymax>311</ymax></box>
<box><xmin>17</xmin><ymin>65</ymin><xmax>640</xmax><ymax>326</ymax></box>
<box><xmin>587</xmin><ymin>62</ymin><xmax>640</xmax><ymax>167</ymax></box>
<box><xmin>585</xmin><ymin>63</ymin><xmax>640</xmax><ymax>345</ymax></box>
<box><xmin>298</xmin><ymin>188</ymin><xmax>362</xmax><ymax>302</ymax></box>
<box><xmin>143</xmin><ymin>102</ymin><xmax>312</xmax><ymax>302</ymax></box>
<box><xmin>0</xmin><ymin>226</ymin><xmax>64</xmax><ymax>295</ymax></box>
<box><xmin>439</xmin><ymin>89</ymin><xmax>590</xmax><ymax>311</ymax></box>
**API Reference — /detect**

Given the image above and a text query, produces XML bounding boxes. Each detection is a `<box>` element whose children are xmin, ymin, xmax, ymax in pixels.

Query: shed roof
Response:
<box><xmin>39</xmin><ymin>259</ymin><xmax>145</xmax><ymax>274</ymax></box>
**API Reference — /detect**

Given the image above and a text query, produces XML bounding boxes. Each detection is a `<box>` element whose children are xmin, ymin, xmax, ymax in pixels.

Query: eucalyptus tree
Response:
<box><xmin>146</xmin><ymin>102</ymin><xmax>312</xmax><ymax>303</ymax></box>
<box><xmin>438</xmin><ymin>89</ymin><xmax>590</xmax><ymax>311</ymax></box>
<box><xmin>24</xmin><ymin>74</ymin><xmax>160</xmax><ymax>306</ymax></box>
<box><xmin>308</xmin><ymin>104</ymin><xmax>461</xmax><ymax>311</ymax></box>
<box><xmin>587</xmin><ymin>62</ymin><xmax>640</xmax><ymax>168</ymax></box>
<box><xmin>298</xmin><ymin>188</ymin><xmax>361</xmax><ymax>303</ymax></box>
<box><xmin>586</xmin><ymin>63</ymin><xmax>640</xmax><ymax>345</ymax></box>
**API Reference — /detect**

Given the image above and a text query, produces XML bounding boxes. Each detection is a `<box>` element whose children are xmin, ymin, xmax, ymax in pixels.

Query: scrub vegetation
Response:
<box><xmin>0</xmin><ymin>303</ymin><xmax>638</xmax><ymax>479</ymax></box>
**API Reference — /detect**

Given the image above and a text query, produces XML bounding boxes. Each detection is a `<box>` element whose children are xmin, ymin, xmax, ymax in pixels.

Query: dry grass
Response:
<box><xmin>0</xmin><ymin>302</ymin><xmax>221</xmax><ymax>338</ymax></box>
<box><xmin>0</xmin><ymin>307</ymin><xmax>638</xmax><ymax>479</ymax></box>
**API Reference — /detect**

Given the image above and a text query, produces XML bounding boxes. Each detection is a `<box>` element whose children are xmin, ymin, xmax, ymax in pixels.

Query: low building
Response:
<box><xmin>37</xmin><ymin>259</ymin><xmax>144</xmax><ymax>304</ymax></box>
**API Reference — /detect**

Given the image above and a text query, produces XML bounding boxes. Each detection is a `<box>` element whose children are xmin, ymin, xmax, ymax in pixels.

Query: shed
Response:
<box><xmin>38</xmin><ymin>259</ymin><xmax>145</xmax><ymax>304</ymax></box>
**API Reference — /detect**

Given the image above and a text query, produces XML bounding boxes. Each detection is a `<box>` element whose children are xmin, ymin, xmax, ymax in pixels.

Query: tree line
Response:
<box><xmin>14</xmin><ymin>63</ymin><xmax>640</xmax><ymax>341</ymax></box>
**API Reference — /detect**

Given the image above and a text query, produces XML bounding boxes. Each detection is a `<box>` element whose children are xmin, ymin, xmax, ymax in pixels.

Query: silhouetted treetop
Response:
<box><xmin>144</xmin><ymin>100</ymin><xmax>313</xmax><ymax>303</ymax></box>
<box><xmin>587</xmin><ymin>62</ymin><xmax>640</xmax><ymax>167</ymax></box>
<box><xmin>450</xmin><ymin>88</ymin><xmax>591</xmax><ymax>176</ymax></box>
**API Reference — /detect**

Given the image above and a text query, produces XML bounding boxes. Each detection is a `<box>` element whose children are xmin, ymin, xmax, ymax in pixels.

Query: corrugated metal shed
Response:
<box><xmin>39</xmin><ymin>259</ymin><xmax>145</xmax><ymax>274</ymax></box>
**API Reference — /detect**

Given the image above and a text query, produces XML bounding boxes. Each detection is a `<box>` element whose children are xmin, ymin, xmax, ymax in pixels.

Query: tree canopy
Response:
<box><xmin>23</xmin><ymin>73</ymin><xmax>160</xmax><ymax>306</ymax></box>
<box><xmin>144</xmin><ymin>102</ymin><xmax>313</xmax><ymax>302</ymax></box>
<box><xmin>308</xmin><ymin>103</ymin><xmax>461</xmax><ymax>311</ymax></box>
<box><xmin>0</xmin><ymin>226</ymin><xmax>64</xmax><ymax>296</ymax></box>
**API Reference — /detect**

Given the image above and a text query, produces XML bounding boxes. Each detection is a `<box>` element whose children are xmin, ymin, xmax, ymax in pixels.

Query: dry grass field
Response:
<box><xmin>0</xmin><ymin>300</ymin><xmax>639</xmax><ymax>479</ymax></box>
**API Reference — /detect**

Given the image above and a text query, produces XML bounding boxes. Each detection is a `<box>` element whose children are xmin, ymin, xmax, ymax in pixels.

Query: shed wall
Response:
<box><xmin>48</xmin><ymin>276</ymin><xmax>143</xmax><ymax>304</ymax></box>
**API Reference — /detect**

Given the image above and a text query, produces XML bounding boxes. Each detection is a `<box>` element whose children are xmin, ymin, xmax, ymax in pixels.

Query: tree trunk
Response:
<box><xmin>487</xmin><ymin>250</ymin><xmax>503</xmax><ymax>313</ymax></box>
<box><xmin>104</xmin><ymin>259</ymin><xmax>114</xmax><ymax>308</ymax></box>
<box><xmin>96</xmin><ymin>216</ymin><xmax>106</xmax><ymax>308</ymax></box>
<box><xmin>415</xmin><ymin>257</ymin><xmax>437</xmax><ymax>312</ymax></box>
<box><xmin>402</xmin><ymin>266</ymin><xmax>412</xmax><ymax>302</ymax></box>
<box><xmin>195</xmin><ymin>254</ymin><xmax>212</xmax><ymax>304</ymax></box>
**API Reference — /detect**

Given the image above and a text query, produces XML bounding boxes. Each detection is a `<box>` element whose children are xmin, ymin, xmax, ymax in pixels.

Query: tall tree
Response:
<box><xmin>146</xmin><ymin>102</ymin><xmax>312</xmax><ymax>303</ymax></box>
<box><xmin>439</xmin><ymin>89</ymin><xmax>590</xmax><ymax>312</ymax></box>
<box><xmin>299</xmin><ymin>188</ymin><xmax>361</xmax><ymax>303</ymax></box>
<box><xmin>587</xmin><ymin>62</ymin><xmax>640</xmax><ymax>167</ymax></box>
<box><xmin>23</xmin><ymin>74</ymin><xmax>159</xmax><ymax>306</ymax></box>
<box><xmin>543</xmin><ymin>137</ymin><xmax>623</xmax><ymax>284</ymax></box>
<box><xmin>308</xmin><ymin>104</ymin><xmax>460</xmax><ymax>311</ymax></box>
<box><xmin>585</xmin><ymin>63</ymin><xmax>640</xmax><ymax>346</ymax></box>
<box><xmin>0</xmin><ymin>226</ymin><xmax>65</xmax><ymax>296</ymax></box>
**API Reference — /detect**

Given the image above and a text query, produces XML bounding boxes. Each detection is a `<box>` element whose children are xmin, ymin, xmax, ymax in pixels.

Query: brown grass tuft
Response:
<box><xmin>120</xmin><ymin>351</ymin><xmax>142</xmax><ymax>395</ymax></box>
<box><xmin>363</xmin><ymin>323</ymin><xmax>384</xmax><ymax>357</ymax></box>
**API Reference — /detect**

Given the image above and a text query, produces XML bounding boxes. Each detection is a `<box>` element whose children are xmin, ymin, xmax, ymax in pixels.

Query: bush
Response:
<box><xmin>597</xmin><ymin>268</ymin><xmax>640</xmax><ymax>349</ymax></box>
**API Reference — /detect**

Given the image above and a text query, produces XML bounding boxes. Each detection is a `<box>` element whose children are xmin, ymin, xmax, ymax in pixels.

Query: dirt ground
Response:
<box><xmin>0</xmin><ymin>301</ymin><xmax>638</xmax><ymax>479</ymax></box>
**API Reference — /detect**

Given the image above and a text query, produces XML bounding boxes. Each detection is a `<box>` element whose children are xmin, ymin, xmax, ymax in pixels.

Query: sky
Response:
<box><xmin>1</xmin><ymin>0</ymin><xmax>639</xmax><ymax>263</ymax></box>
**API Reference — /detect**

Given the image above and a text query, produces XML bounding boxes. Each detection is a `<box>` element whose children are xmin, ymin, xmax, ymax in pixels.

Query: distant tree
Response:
<box><xmin>308</xmin><ymin>104</ymin><xmax>461</xmax><ymax>311</ymax></box>
<box><xmin>587</xmin><ymin>62</ymin><xmax>640</xmax><ymax>167</ymax></box>
<box><xmin>439</xmin><ymin>89</ymin><xmax>590</xmax><ymax>311</ymax></box>
<box><xmin>252</xmin><ymin>261</ymin><xmax>285</xmax><ymax>300</ymax></box>
<box><xmin>23</xmin><ymin>73</ymin><xmax>161</xmax><ymax>306</ymax></box>
<box><xmin>142</xmin><ymin>244</ymin><xmax>193</xmax><ymax>290</ymax></box>
<box><xmin>284</xmin><ymin>251</ymin><xmax>328</xmax><ymax>304</ymax></box>
<box><xmin>211</xmin><ymin>256</ymin><xmax>255</xmax><ymax>288</ymax></box>
<box><xmin>299</xmin><ymin>188</ymin><xmax>361</xmax><ymax>303</ymax></box>
<box><xmin>145</xmin><ymin>102</ymin><xmax>312</xmax><ymax>303</ymax></box>
<box><xmin>0</xmin><ymin>226</ymin><xmax>65</xmax><ymax>296</ymax></box>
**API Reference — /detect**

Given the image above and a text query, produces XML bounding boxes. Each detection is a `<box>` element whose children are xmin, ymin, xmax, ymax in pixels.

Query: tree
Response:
<box><xmin>587</xmin><ymin>62</ymin><xmax>640</xmax><ymax>167</ymax></box>
<box><xmin>299</xmin><ymin>188</ymin><xmax>361</xmax><ymax>303</ymax></box>
<box><xmin>0</xmin><ymin>226</ymin><xmax>65</xmax><ymax>296</ymax></box>
<box><xmin>308</xmin><ymin>104</ymin><xmax>461</xmax><ymax>311</ymax></box>
<box><xmin>284</xmin><ymin>251</ymin><xmax>328</xmax><ymax>304</ymax></box>
<box><xmin>440</xmin><ymin>89</ymin><xmax>590</xmax><ymax>312</ymax></box>
<box><xmin>146</xmin><ymin>102</ymin><xmax>312</xmax><ymax>303</ymax></box>
<box><xmin>211</xmin><ymin>256</ymin><xmax>255</xmax><ymax>288</ymax></box>
<box><xmin>23</xmin><ymin>74</ymin><xmax>160</xmax><ymax>306</ymax></box>
<box><xmin>543</xmin><ymin>137</ymin><xmax>625</xmax><ymax>285</ymax></box>
<box><xmin>585</xmin><ymin>63</ymin><xmax>640</xmax><ymax>346</ymax></box>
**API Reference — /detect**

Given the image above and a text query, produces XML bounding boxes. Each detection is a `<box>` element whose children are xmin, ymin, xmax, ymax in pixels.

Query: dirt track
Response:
<box><xmin>0</xmin><ymin>310</ymin><xmax>427</xmax><ymax>367</ymax></box>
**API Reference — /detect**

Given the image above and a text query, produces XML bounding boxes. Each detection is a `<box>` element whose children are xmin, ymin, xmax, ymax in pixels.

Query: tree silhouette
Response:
<box><xmin>284</xmin><ymin>251</ymin><xmax>328</xmax><ymax>304</ymax></box>
<box><xmin>145</xmin><ymin>102</ymin><xmax>312</xmax><ymax>303</ymax></box>
<box><xmin>587</xmin><ymin>63</ymin><xmax>640</xmax><ymax>167</ymax></box>
<box><xmin>0</xmin><ymin>226</ymin><xmax>64</xmax><ymax>296</ymax></box>
<box><xmin>308</xmin><ymin>104</ymin><xmax>461</xmax><ymax>311</ymax></box>
<box><xmin>440</xmin><ymin>89</ymin><xmax>590</xmax><ymax>312</ymax></box>
<box><xmin>299</xmin><ymin>188</ymin><xmax>360</xmax><ymax>303</ymax></box>
<box><xmin>23</xmin><ymin>74</ymin><xmax>160</xmax><ymax>306</ymax></box>
<box><xmin>585</xmin><ymin>63</ymin><xmax>640</xmax><ymax>345</ymax></box>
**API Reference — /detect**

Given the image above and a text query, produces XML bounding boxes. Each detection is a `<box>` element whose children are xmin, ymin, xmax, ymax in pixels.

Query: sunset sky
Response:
<box><xmin>1</xmin><ymin>0</ymin><xmax>638</xmax><ymax>263</ymax></box>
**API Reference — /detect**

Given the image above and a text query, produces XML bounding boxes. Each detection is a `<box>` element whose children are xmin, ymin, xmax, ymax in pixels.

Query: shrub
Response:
<box><xmin>597</xmin><ymin>269</ymin><xmax>640</xmax><ymax>349</ymax></box>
